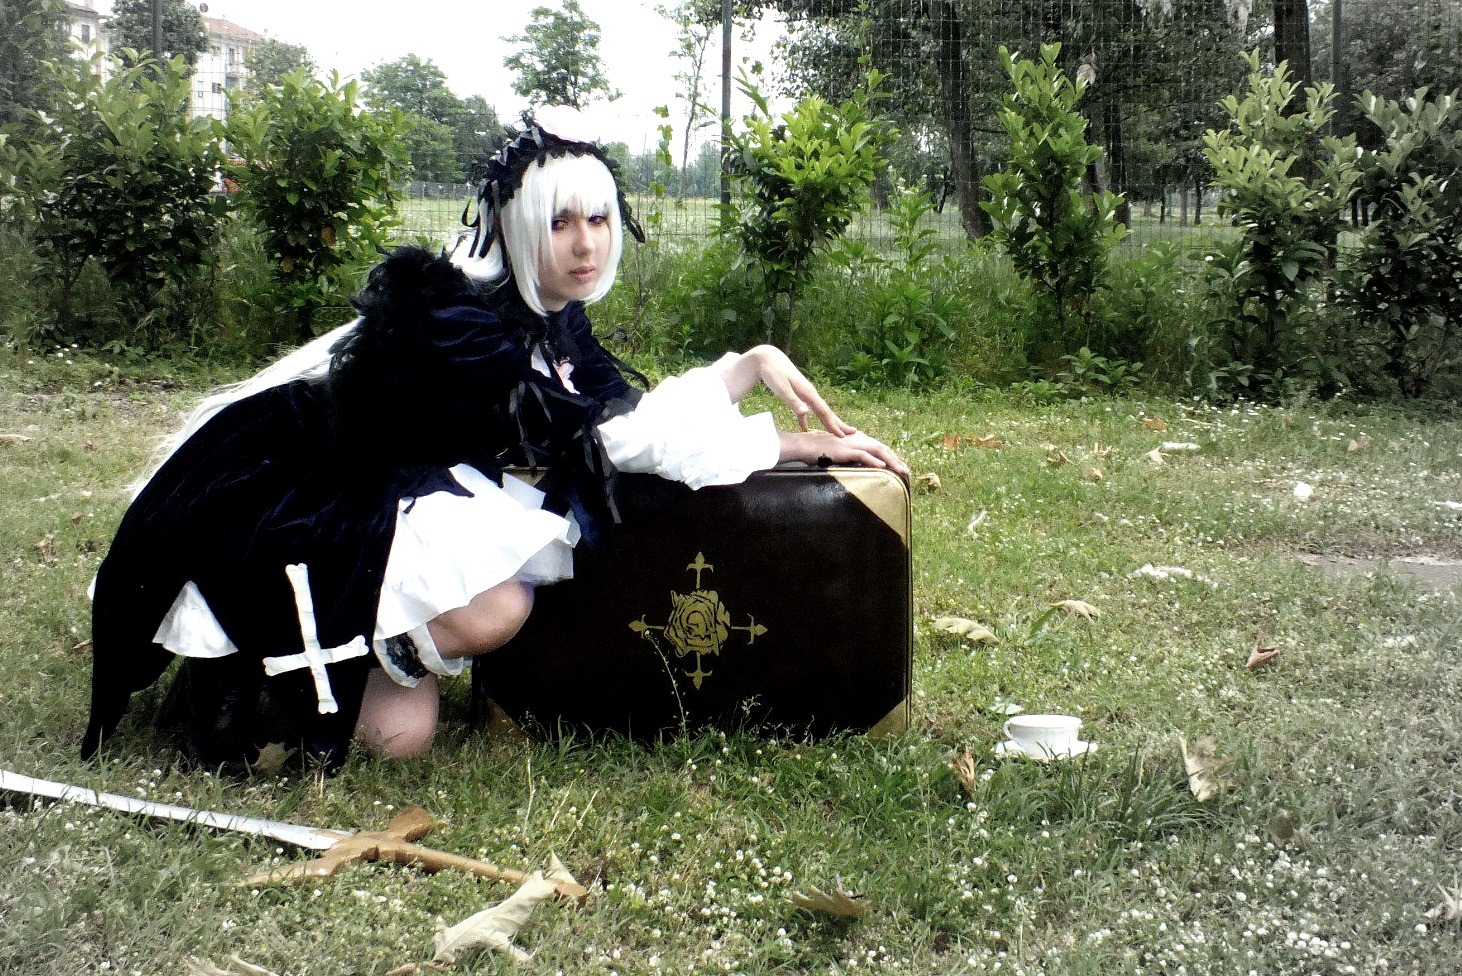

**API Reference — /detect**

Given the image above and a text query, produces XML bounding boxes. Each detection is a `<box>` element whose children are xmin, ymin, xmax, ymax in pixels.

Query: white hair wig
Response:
<box><xmin>453</xmin><ymin>151</ymin><xmax>625</xmax><ymax>316</ymax></box>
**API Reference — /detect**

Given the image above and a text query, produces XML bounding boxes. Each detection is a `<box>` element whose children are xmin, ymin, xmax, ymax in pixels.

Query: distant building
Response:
<box><xmin>61</xmin><ymin>3</ymin><xmax>268</xmax><ymax>121</ymax></box>
<box><xmin>190</xmin><ymin>18</ymin><xmax>266</xmax><ymax>121</ymax></box>
<box><xmin>65</xmin><ymin>1</ymin><xmax>110</xmax><ymax>79</ymax></box>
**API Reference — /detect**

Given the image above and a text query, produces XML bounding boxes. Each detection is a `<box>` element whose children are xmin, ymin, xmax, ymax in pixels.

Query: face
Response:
<box><xmin>537</xmin><ymin>209</ymin><xmax>612</xmax><ymax>311</ymax></box>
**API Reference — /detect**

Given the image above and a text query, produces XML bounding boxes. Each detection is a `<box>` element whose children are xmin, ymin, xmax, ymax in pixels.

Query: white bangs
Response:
<box><xmin>548</xmin><ymin>153</ymin><xmax>620</xmax><ymax>228</ymax></box>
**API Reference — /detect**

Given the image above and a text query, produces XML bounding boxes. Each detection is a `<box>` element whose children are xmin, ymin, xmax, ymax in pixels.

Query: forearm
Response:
<box><xmin>717</xmin><ymin>346</ymin><xmax>769</xmax><ymax>404</ymax></box>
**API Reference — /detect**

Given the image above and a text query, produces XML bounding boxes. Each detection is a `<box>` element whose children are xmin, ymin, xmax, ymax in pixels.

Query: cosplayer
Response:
<box><xmin>81</xmin><ymin>106</ymin><xmax>907</xmax><ymax>773</ymax></box>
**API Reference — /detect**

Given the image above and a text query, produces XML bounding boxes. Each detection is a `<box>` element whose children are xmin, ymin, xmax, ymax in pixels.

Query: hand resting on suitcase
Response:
<box><xmin>718</xmin><ymin>345</ymin><xmax>909</xmax><ymax>476</ymax></box>
<box><xmin>778</xmin><ymin>429</ymin><xmax>909</xmax><ymax>476</ymax></box>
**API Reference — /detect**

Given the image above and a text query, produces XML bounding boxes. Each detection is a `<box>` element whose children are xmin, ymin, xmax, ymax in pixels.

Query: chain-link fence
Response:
<box><xmin>379</xmin><ymin>0</ymin><xmax>1460</xmax><ymax>251</ymax></box>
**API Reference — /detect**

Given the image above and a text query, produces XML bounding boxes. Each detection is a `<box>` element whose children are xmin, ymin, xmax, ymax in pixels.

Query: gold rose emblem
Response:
<box><xmin>629</xmin><ymin>552</ymin><xmax>767</xmax><ymax>689</ymax></box>
<box><xmin>663</xmin><ymin>590</ymin><xmax>731</xmax><ymax>659</ymax></box>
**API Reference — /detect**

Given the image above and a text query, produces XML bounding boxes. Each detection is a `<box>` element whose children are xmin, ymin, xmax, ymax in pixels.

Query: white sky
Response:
<box><xmin>91</xmin><ymin>0</ymin><xmax>781</xmax><ymax>153</ymax></box>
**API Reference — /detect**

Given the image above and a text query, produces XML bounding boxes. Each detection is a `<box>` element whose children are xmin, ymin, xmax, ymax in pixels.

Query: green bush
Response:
<box><xmin>653</xmin><ymin>238</ymin><xmax>771</xmax><ymax>359</ymax></box>
<box><xmin>12</xmin><ymin>55</ymin><xmax>225</xmax><ymax>351</ymax></box>
<box><xmin>835</xmin><ymin>180</ymin><xmax>960</xmax><ymax>387</ymax></box>
<box><xmin>1200</xmin><ymin>51</ymin><xmax>1360</xmax><ymax>397</ymax></box>
<box><xmin>226</xmin><ymin>70</ymin><xmax>409</xmax><ymax>343</ymax></box>
<box><xmin>1343</xmin><ymin>87</ymin><xmax>1462</xmax><ymax>398</ymax></box>
<box><xmin>723</xmin><ymin>70</ymin><xmax>894</xmax><ymax>349</ymax></box>
<box><xmin>981</xmin><ymin>44</ymin><xmax>1127</xmax><ymax>365</ymax></box>
<box><xmin>1098</xmin><ymin>242</ymin><xmax>1206</xmax><ymax>390</ymax></box>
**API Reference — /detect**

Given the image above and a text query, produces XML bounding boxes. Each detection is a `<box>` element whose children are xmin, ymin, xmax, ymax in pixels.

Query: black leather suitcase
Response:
<box><xmin>471</xmin><ymin>466</ymin><xmax>912</xmax><ymax>740</ymax></box>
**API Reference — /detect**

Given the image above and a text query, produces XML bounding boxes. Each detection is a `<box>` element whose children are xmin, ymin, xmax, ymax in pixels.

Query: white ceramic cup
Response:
<box><xmin>1003</xmin><ymin>714</ymin><xmax>1082</xmax><ymax>756</ymax></box>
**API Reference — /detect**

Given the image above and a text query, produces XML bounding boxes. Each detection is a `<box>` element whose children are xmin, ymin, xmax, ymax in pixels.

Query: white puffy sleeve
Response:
<box><xmin>596</xmin><ymin>353</ymin><xmax>780</xmax><ymax>489</ymax></box>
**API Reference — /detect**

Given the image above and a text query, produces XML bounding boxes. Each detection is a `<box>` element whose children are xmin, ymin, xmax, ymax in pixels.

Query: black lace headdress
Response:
<box><xmin>463</xmin><ymin>108</ymin><xmax>646</xmax><ymax>260</ymax></box>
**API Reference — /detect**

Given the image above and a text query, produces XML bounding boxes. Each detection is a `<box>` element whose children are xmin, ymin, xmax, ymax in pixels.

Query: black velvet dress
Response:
<box><xmin>82</xmin><ymin>246</ymin><xmax>641</xmax><ymax>767</ymax></box>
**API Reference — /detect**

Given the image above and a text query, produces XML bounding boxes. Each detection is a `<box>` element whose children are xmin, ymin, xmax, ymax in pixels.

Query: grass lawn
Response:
<box><xmin>2</xmin><ymin>351</ymin><xmax>1460</xmax><ymax>975</ymax></box>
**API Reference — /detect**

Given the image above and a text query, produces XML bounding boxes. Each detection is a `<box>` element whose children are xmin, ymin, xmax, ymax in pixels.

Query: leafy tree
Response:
<box><xmin>656</xmin><ymin>1</ymin><xmax>757</xmax><ymax>190</ymax></box>
<box><xmin>1123</xmin><ymin>0</ymin><xmax>1247</xmax><ymax>220</ymax></box>
<box><xmin>1312</xmin><ymin>0</ymin><xmax>1462</xmax><ymax>141</ymax></box>
<box><xmin>245</xmin><ymin>38</ymin><xmax>316</xmax><ymax>95</ymax></box>
<box><xmin>724</xmin><ymin>71</ymin><xmax>894</xmax><ymax>348</ymax></box>
<box><xmin>362</xmin><ymin>54</ymin><xmax>461</xmax><ymax>122</ymax></box>
<box><xmin>1343</xmin><ymin>87</ymin><xmax>1462</xmax><ymax>397</ymax></box>
<box><xmin>503</xmin><ymin>0</ymin><xmax>620</xmax><ymax>107</ymax></box>
<box><xmin>658</xmin><ymin>1</ymin><xmax>718</xmax><ymax>189</ymax></box>
<box><xmin>107</xmin><ymin>0</ymin><xmax>208</xmax><ymax>69</ymax></box>
<box><xmin>227</xmin><ymin>70</ymin><xmax>409</xmax><ymax>341</ymax></box>
<box><xmin>982</xmin><ymin>44</ymin><xmax>1127</xmax><ymax>357</ymax></box>
<box><xmin>454</xmin><ymin>95</ymin><xmax>503</xmax><ymax>184</ymax></box>
<box><xmin>14</xmin><ymin>55</ymin><xmax>224</xmax><ymax>347</ymax></box>
<box><xmin>1200</xmin><ymin>50</ymin><xmax>1360</xmax><ymax>394</ymax></box>
<box><xmin>0</xmin><ymin>0</ymin><xmax>70</xmax><ymax>129</ymax></box>
<box><xmin>757</xmin><ymin>0</ymin><xmax>1004</xmax><ymax>241</ymax></box>
<box><xmin>363</xmin><ymin>55</ymin><xmax>467</xmax><ymax>182</ymax></box>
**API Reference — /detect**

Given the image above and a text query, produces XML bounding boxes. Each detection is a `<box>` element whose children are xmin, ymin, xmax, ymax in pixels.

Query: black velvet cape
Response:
<box><xmin>82</xmin><ymin>247</ymin><xmax>641</xmax><ymax>761</ymax></box>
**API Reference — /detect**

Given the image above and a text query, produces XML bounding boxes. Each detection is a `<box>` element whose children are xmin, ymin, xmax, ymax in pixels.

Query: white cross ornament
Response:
<box><xmin>261</xmin><ymin>563</ymin><xmax>371</xmax><ymax>714</ymax></box>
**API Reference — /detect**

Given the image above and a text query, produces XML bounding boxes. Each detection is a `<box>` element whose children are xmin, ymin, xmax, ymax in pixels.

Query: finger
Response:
<box><xmin>798</xmin><ymin>385</ymin><xmax>852</xmax><ymax>436</ymax></box>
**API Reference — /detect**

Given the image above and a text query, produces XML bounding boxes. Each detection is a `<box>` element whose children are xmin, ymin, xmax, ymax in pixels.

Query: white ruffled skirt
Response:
<box><xmin>152</xmin><ymin>465</ymin><xmax>577</xmax><ymax>683</ymax></box>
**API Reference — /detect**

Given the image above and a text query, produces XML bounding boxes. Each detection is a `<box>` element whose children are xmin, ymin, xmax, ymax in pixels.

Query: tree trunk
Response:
<box><xmin>1102</xmin><ymin>98</ymin><xmax>1130</xmax><ymax>227</ymax></box>
<box><xmin>925</xmin><ymin>0</ymin><xmax>990</xmax><ymax>240</ymax></box>
<box><xmin>1272</xmin><ymin>0</ymin><xmax>1313</xmax><ymax>90</ymax></box>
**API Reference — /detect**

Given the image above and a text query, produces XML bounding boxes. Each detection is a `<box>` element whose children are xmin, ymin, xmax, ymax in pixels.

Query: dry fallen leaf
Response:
<box><xmin>1144</xmin><ymin>447</ymin><xmax>1167</xmax><ymax>465</ymax></box>
<box><xmin>790</xmin><ymin>882</ymin><xmax>874</xmax><ymax>918</ymax></box>
<box><xmin>1179</xmin><ymin>735</ymin><xmax>1229</xmax><ymax>802</ymax></box>
<box><xmin>1266</xmin><ymin>809</ymin><xmax>1299</xmax><ymax>846</ymax></box>
<box><xmin>0</xmin><ymin>433</ymin><xmax>34</xmax><ymax>445</ymax></box>
<box><xmin>432</xmin><ymin>871</ymin><xmax>561</xmax><ymax>964</ymax></box>
<box><xmin>35</xmin><ymin>535</ymin><xmax>57</xmax><ymax>564</ymax></box>
<box><xmin>1142</xmin><ymin>417</ymin><xmax>1169</xmax><ymax>431</ymax></box>
<box><xmin>1053</xmin><ymin>599</ymin><xmax>1100</xmax><ymax>619</ymax></box>
<box><xmin>1424</xmin><ymin>885</ymin><xmax>1462</xmax><ymax>921</ymax></box>
<box><xmin>940</xmin><ymin>432</ymin><xmax>961</xmax><ymax>451</ymax></box>
<box><xmin>1084</xmin><ymin>466</ymin><xmax>1103</xmax><ymax>482</ymax></box>
<box><xmin>186</xmin><ymin>957</ymin><xmax>281</xmax><ymax>976</ymax></box>
<box><xmin>1092</xmin><ymin>441</ymin><xmax>1113</xmax><ymax>459</ymax></box>
<box><xmin>70</xmin><ymin>511</ymin><xmax>90</xmax><ymax>524</ymax></box>
<box><xmin>949</xmin><ymin>746</ymin><xmax>978</xmax><ymax>796</ymax></box>
<box><xmin>70</xmin><ymin>638</ymin><xmax>93</xmax><ymax>655</ymax></box>
<box><xmin>1045</xmin><ymin>450</ymin><xmax>1068</xmax><ymax>468</ymax></box>
<box><xmin>917</xmin><ymin>472</ymin><xmax>942</xmax><ymax>493</ymax></box>
<box><xmin>251</xmin><ymin>742</ymin><xmax>297</xmax><ymax>775</ymax></box>
<box><xmin>1246</xmin><ymin>631</ymin><xmax>1283</xmax><ymax>669</ymax></box>
<box><xmin>1347</xmin><ymin>433</ymin><xmax>1372</xmax><ymax>453</ymax></box>
<box><xmin>385</xmin><ymin>964</ymin><xmax>451</xmax><ymax>976</ymax></box>
<box><xmin>971</xmin><ymin>434</ymin><xmax>1005</xmax><ymax>450</ymax></box>
<box><xmin>930</xmin><ymin>617</ymin><xmax>999</xmax><ymax>644</ymax></box>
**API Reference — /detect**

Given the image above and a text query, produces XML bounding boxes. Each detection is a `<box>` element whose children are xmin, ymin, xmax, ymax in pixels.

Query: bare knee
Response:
<box><xmin>355</xmin><ymin>671</ymin><xmax>439</xmax><ymax>760</ymax></box>
<box><xmin>429</xmin><ymin>580</ymin><xmax>534</xmax><ymax>659</ymax></box>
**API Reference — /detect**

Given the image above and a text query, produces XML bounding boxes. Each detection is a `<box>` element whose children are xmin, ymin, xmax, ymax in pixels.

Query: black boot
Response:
<box><xmin>181</xmin><ymin>656</ymin><xmax>264</xmax><ymax>777</ymax></box>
